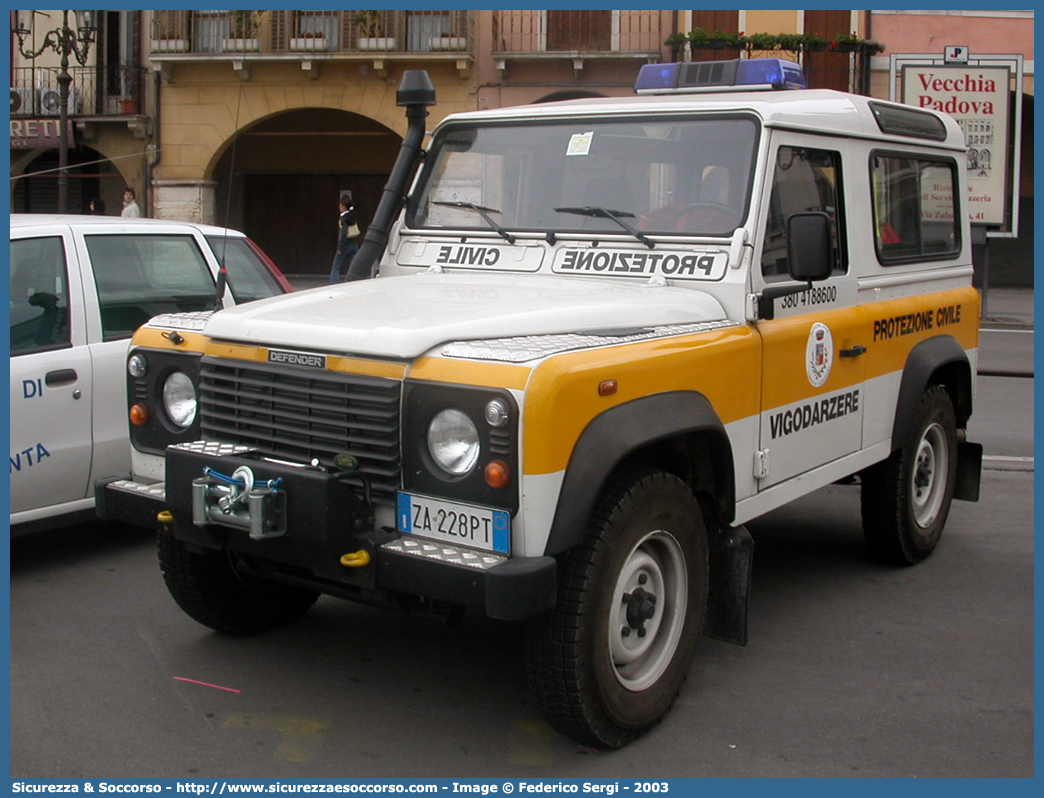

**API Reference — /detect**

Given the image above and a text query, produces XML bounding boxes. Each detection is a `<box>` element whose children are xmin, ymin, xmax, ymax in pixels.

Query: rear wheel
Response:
<box><xmin>525</xmin><ymin>468</ymin><xmax>708</xmax><ymax>748</ymax></box>
<box><xmin>158</xmin><ymin>531</ymin><xmax>319</xmax><ymax>636</ymax></box>
<box><xmin>861</xmin><ymin>385</ymin><xmax>958</xmax><ymax>564</ymax></box>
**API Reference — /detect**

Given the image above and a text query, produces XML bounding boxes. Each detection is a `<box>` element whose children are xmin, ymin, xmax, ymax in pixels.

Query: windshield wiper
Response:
<box><xmin>433</xmin><ymin>201</ymin><xmax>516</xmax><ymax>244</ymax></box>
<box><xmin>554</xmin><ymin>206</ymin><xmax>655</xmax><ymax>249</ymax></box>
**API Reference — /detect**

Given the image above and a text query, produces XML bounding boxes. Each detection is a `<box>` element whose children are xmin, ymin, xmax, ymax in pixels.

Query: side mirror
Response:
<box><xmin>786</xmin><ymin>212</ymin><xmax>833</xmax><ymax>282</ymax></box>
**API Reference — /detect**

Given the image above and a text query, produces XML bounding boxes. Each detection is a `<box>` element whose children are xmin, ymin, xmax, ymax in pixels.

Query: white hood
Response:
<box><xmin>203</xmin><ymin>272</ymin><xmax>727</xmax><ymax>359</ymax></box>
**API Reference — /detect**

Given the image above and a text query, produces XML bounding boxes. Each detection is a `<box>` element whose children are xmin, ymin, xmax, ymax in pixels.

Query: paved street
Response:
<box><xmin>10</xmin><ymin>293</ymin><xmax>1034</xmax><ymax>778</ymax></box>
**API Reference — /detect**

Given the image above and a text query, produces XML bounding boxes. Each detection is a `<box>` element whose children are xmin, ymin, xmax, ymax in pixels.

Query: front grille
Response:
<box><xmin>199</xmin><ymin>356</ymin><xmax>402</xmax><ymax>505</ymax></box>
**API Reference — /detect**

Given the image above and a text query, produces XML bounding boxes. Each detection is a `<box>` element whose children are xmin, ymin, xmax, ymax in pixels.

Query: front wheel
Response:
<box><xmin>525</xmin><ymin>468</ymin><xmax>708</xmax><ymax>748</ymax></box>
<box><xmin>158</xmin><ymin>532</ymin><xmax>319</xmax><ymax>636</ymax></box>
<box><xmin>861</xmin><ymin>385</ymin><xmax>958</xmax><ymax>564</ymax></box>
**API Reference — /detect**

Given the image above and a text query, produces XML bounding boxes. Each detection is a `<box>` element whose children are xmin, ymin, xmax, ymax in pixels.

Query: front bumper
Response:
<box><xmin>95</xmin><ymin>442</ymin><xmax>556</xmax><ymax>621</ymax></box>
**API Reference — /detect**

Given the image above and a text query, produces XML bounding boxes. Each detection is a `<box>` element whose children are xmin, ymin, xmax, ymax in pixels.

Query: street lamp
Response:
<box><xmin>13</xmin><ymin>10</ymin><xmax>96</xmax><ymax>214</ymax></box>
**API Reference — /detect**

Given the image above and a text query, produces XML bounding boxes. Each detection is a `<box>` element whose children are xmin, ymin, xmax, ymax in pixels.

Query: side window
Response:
<box><xmin>761</xmin><ymin>146</ymin><xmax>845</xmax><ymax>281</ymax></box>
<box><xmin>10</xmin><ymin>236</ymin><xmax>71</xmax><ymax>355</ymax></box>
<box><xmin>871</xmin><ymin>154</ymin><xmax>960</xmax><ymax>263</ymax></box>
<box><xmin>84</xmin><ymin>234</ymin><xmax>217</xmax><ymax>340</ymax></box>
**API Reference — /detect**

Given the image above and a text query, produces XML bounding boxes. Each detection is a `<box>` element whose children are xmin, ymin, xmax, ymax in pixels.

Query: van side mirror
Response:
<box><xmin>786</xmin><ymin>212</ymin><xmax>833</xmax><ymax>282</ymax></box>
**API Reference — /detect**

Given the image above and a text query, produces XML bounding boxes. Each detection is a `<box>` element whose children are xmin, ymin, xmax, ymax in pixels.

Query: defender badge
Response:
<box><xmin>267</xmin><ymin>349</ymin><xmax>326</xmax><ymax>369</ymax></box>
<box><xmin>806</xmin><ymin>322</ymin><xmax>833</xmax><ymax>387</ymax></box>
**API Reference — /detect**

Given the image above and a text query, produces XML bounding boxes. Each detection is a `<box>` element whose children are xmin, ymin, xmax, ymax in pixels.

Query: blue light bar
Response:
<box><xmin>736</xmin><ymin>58</ymin><xmax>807</xmax><ymax>90</ymax></box>
<box><xmin>634</xmin><ymin>63</ymin><xmax>681</xmax><ymax>92</ymax></box>
<box><xmin>635</xmin><ymin>58</ymin><xmax>807</xmax><ymax>94</ymax></box>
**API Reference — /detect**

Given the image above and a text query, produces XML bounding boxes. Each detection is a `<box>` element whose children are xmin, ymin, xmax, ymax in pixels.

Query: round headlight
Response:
<box><xmin>162</xmin><ymin>371</ymin><xmax>197</xmax><ymax>428</ymax></box>
<box><xmin>427</xmin><ymin>408</ymin><xmax>480</xmax><ymax>476</ymax></box>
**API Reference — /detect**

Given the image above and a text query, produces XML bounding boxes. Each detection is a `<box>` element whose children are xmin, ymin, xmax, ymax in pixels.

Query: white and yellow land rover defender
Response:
<box><xmin>98</xmin><ymin>61</ymin><xmax>982</xmax><ymax>748</ymax></box>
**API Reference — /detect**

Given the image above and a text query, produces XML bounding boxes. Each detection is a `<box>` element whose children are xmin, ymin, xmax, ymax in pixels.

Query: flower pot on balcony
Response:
<box><xmin>223</xmin><ymin>38</ymin><xmax>260</xmax><ymax>53</ymax></box>
<box><xmin>290</xmin><ymin>36</ymin><xmax>327</xmax><ymax>52</ymax></box>
<box><xmin>120</xmin><ymin>98</ymin><xmax>137</xmax><ymax>114</ymax></box>
<box><xmin>429</xmin><ymin>36</ymin><xmax>466</xmax><ymax>51</ymax></box>
<box><xmin>358</xmin><ymin>37</ymin><xmax>396</xmax><ymax>51</ymax></box>
<box><xmin>151</xmin><ymin>38</ymin><xmax>189</xmax><ymax>53</ymax></box>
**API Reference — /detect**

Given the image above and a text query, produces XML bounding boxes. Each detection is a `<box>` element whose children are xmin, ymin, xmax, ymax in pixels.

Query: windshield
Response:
<box><xmin>408</xmin><ymin>114</ymin><xmax>759</xmax><ymax>238</ymax></box>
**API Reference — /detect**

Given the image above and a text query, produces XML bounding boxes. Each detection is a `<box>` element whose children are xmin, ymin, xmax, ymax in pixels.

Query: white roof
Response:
<box><xmin>433</xmin><ymin>89</ymin><xmax>966</xmax><ymax>150</ymax></box>
<box><xmin>10</xmin><ymin>214</ymin><xmax>249</xmax><ymax>237</ymax></box>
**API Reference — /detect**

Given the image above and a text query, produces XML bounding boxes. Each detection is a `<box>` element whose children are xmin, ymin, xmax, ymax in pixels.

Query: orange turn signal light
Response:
<box><xmin>130</xmin><ymin>403</ymin><xmax>149</xmax><ymax>426</ymax></box>
<box><xmin>484</xmin><ymin>460</ymin><xmax>510</xmax><ymax>489</ymax></box>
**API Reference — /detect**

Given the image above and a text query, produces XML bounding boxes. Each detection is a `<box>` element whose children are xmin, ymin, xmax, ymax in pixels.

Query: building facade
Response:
<box><xmin>9</xmin><ymin>9</ymin><xmax>1033</xmax><ymax>282</ymax></box>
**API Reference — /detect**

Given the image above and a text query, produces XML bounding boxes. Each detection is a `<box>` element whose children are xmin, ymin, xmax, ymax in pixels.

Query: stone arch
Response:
<box><xmin>10</xmin><ymin>142</ymin><xmax>132</xmax><ymax>215</ymax></box>
<box><xmin>199</xmin><ymin>106</ymin><xmax>404</xmax><ymax>277</ymax></box>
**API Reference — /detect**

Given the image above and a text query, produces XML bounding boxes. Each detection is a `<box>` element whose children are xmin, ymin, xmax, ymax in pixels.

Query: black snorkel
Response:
<box><xmin>346</xmin><ymin>70</ymin><xmax>436</xmax><ymax>281</ymax></box>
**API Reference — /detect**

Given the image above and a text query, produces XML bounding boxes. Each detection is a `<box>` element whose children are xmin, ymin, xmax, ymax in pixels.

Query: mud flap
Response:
<box><xmin>954</xmin><ymin>441</ymin><xmax>983</xmax><ymax>502</ymax></box>
<box><xmin>703</xmin><ymin>524</ymin><xmax>754</xmax><ymax>645</ymax></box>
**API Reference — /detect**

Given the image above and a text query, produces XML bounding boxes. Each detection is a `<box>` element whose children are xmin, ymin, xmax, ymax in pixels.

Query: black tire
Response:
<box><xmin>861</xmin><ymin>385</ymin><xmax>958</xmax><ymax>565</ymax></box>
<box><xmin>158</xmin><ymin>531</ymin><xmax>319</xmax><ymax>636</ymax></box>
<box><xmin>525</xmin><ymin>468</ymin><xmax>708</xmax><ymax>748</ymax></box>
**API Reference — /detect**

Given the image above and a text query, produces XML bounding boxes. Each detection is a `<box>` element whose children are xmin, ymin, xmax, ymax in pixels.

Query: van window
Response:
<box><xmin>85</xmin><ymin>234</ymin><xmax>217</xmax><ymax>340</ymax></box>
<box><xmin>761</xmin><ymin>146</ymin><xmax>845</xmax><ymax>280</ymax></box>
<box><xmin>871</xmin><ymin>154</ymin><xmax>960</xmax><ymax>263</ymax></box>
<box><xmin>10</xmin><ymin>236</ymin><xmax>70</xmax><ymax>355</ymax></box>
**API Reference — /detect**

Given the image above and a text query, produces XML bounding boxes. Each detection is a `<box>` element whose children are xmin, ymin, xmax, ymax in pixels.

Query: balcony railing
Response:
<box><xmin>492</xmin><ymin>10</ymin><xmax>663</xmax><ymax>55</ymax></box>
<box><xmin>149</xmin><ymin>10</ymin><xmax>473</xmax><ymax>56</ymax></box>
<box><xmin>10</xmin><ymin>65</ymin><xmax>146</xmax><ymax>116</ymax></box>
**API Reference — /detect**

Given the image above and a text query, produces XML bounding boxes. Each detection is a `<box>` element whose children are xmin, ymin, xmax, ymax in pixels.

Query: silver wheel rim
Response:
<box><xmin>608</xmin><ymin>530</ymin><xmax>687</xmax><ymax>692</ymax></box>
<box><xmin>911</xmin><ymin>422</ymin><xmax>949</xmax><ymax>528</ymax></box>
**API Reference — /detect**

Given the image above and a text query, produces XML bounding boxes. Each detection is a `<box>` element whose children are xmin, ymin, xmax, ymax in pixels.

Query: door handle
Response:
<box><xmin>839</xmin><ymin>345</ymin><xmax>867</xmax><ymax>358</ymax></box>
<box><xmin>45</xmin><ymin>368</ymin><xmax>78</xmax><ymax>386</ymax></box>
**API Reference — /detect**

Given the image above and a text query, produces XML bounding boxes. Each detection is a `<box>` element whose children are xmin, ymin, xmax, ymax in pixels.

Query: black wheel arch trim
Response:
<box><xmin>891</xmin><ymin>335</ymin><xmax>974</xmax><ymax>452</ymax></box>
<box><xmin>543</xmin><ymin>391</ymin><xmax>735</xmax><ymax>556</ymax></box>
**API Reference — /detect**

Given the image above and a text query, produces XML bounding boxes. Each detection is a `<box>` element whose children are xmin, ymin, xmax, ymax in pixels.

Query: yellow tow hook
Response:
<box><xmin>340</xmin><ymin>549</ymin><xmax>371</xmax><ymax>568</ymax></box>
<box><xmin>157</xmin><ymin>510</ymin><xmax>174</xmax><ymax>524</ymax></box>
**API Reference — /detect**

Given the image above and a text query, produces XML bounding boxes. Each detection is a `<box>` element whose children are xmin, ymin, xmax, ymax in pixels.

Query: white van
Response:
<box><xmin>10</xmin><ymin>215</ymin><xmax>290</xmax><ymax>534</ymax></box>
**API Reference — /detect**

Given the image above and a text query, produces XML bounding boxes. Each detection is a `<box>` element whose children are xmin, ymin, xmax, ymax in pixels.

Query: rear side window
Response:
<box><xmin>84</xmin><ymin>234</ymin><xmax>217</xmax><ymax>340</ymax></box>
<box><xmin>10</xmin><ymin>236</ymin><xmax>70</xmax><ymax>355</ymax></box>
<box><xmin>871</xmin><ymin>154</ymin><xmax>960</xmax><ymax>264</ymax></box>
<box><xmin>205</xmin><ymin>235</ymin><xmax>283</xmax><ymax>303</ymax></box>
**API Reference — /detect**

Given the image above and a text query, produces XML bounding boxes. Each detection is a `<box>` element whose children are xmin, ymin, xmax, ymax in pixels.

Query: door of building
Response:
<box><xmin>244</xmin><ymin>173</ymin><xmax>388</xmax><ymax>277</ymax></box>
<box><xmin>547</xmin><ymin>10</ymin><xmax>611</xmax><ymax>51</ymax></box>
<box><xmin>804</xmin><ymin>10</ymin><xmax>854</xmax><ymax>91</ymax></box>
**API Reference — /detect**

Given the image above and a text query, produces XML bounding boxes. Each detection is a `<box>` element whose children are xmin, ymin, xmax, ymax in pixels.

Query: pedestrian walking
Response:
<box><xmin>328</xmin><ymin>193</ymin><xmax>362</xmax><ymax>283</ymax></box>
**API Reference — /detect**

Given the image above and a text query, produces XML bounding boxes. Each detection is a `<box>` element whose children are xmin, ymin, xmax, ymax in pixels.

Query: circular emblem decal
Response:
<box><xmin>806</xmin><ymin>322</ymin><xmax>833</xmax><ymax>387</ymax></box>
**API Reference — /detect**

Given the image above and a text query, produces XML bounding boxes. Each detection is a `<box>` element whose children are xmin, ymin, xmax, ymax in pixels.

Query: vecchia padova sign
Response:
<box><xmin>891</xmin><ymin>50</ymin><xmax>1023</xmax><ymax>237</ymax></box>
